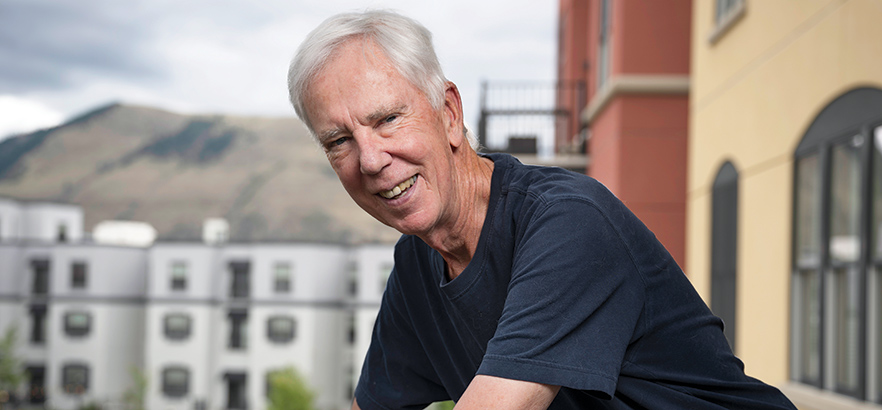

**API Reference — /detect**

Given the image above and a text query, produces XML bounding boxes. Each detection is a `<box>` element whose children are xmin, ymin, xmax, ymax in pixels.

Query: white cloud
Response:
<box><xmin>0</xmin><ymin>95</ymin><xmax>65</xmax><ymax>141</ymax></box>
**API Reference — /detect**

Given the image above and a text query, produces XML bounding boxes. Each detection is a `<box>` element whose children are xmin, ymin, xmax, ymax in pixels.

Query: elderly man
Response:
<box><xmin>288</xmin><ymin>10</ymin><xmax>796</xmax><ymax>410</ymax></box>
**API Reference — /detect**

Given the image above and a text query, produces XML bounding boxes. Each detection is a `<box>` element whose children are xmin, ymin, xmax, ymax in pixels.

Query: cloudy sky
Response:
<box><xmin>0</xmin><ymin>0</ymin><xmax>557</xmax><ymax>142</ymax></box>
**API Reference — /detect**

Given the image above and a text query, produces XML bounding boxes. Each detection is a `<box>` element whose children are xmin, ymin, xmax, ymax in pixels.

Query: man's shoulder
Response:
<box><xmin>488</xmin><ymin>153</ymin><xmax>616</xmax><ymax>211</ymax></box>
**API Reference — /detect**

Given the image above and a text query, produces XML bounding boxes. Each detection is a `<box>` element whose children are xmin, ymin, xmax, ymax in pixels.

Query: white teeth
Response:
<box><xmin>380</xmin><ymin>175</ymin><xmax>417</xmax><ymax>199</ymax></box>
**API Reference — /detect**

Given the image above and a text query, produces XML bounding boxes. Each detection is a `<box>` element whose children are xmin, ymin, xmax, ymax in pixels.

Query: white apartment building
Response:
<box><xmin>0</xmin><ymin>197</ymin><xmax>393</xmax><ymax>410</ymax></box>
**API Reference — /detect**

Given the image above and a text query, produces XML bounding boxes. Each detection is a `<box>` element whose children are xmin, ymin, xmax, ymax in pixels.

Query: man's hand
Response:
<box><xmin>455</xmin><ymin>375</ymin><xmax>560</xmax><ymax>410</ymax></box>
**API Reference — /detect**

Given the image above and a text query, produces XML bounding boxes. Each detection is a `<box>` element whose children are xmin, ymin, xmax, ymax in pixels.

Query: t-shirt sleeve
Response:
<box><xmin>477</xmin><ymin>198</ymin><xmax>646</xmax><ymax>399</ymax></box>
<box><xmin>354</xmin><ymin>264</ymin><xmax>449</xmax><ymax>410</ymax></box>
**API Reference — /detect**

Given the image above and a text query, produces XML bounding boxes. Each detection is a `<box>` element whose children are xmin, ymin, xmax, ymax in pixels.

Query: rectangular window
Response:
<box><xmin>793</xmin><ymin>153</ymin><xmax>822</xmax><ymax>385</ymax></box>
<box><xmin>62</xmin><ymin>364</ymin><xmax>88</xmax><ymax>395</ymax></box>
<box><xmin>29</xmin><ymin>305</ymin><xmax>47</xmax><ymax>344</ymax></box>
<box><xmin>162</xmin><ymin>367</ymin><xmax>189</xmax><ymax>397</ymax></box>
<box><xmin>230</xmin><ymin>261</ymin><xmax>250</xmax><ymax>298</ymax></box>
<box><xmin>228</xmin><ymin>310</ymin><xmax>248</xmax><ymax>350</ymax></box>
<box><xmin>225</xmin><ymin>374</ymin><xmax>247</xmax><ymax>410</ymax></box>
<box><xmin>267</xmin><ymin>316</ymin><xmax>295</xmax><ymax>343</ymax></box>
<box><xmin>829</xmin><ymin>138</ymin><xmax>863</xmax><ymax>395</ymax></box>
<box><xmin>274</xmin><ymin>262</ymin><xmax>291</xmax><ymax>293</ymax></box>
<box><xmin>597</xmin><ymin>0</ymin><xmax>611</xmax><ymax>90</ymax></box>
<box><xmin>64</xmin><ymin>312</ymin><xmax>91</xmax><ymax>337</ymax></box>
<box><xmin>170</xmin><ymin>261</ymin><xmax>187</xmax><ymax>291</ymax></box>
<box><xmin>57</xmin><ymin>224</ymin><xmax>68</xmax><ymax>242</ymax></box>
<box><xmin>71</xmin><ymin>262</ymin><xmax>87</xmax><ymax>289</ymax></box>
<box><xmin>31</xmin><ymin>259</ymin><xmax>50</xmax><ymax>295</ymax></box>
<box><xmin>164</xmin><ymin>314</ymin><xmax>192</xmax><ymax>340</ymax></box>
<box><xmin>26</xmin><ymin>366</ymin><xmax>45</xmax><ymax>404</ymax></box>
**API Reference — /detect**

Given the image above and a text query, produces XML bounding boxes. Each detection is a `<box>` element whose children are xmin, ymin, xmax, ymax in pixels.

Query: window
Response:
<box><xmin>29</xmin><ymin>305</ymin><xmax>47</xmax><ymax>344</ymax></box>
<box><xmin>31</xmin><ymin>259</ymin><xmax>49</xmax><ymax>295</ymax></box>
<box><xmin>225</xmin><ymin>373</ymin><xmax>247</xmax><ymax>410</ymax></box>
<box><xmin>170</xmin><ymin>261</ymin><xmax>187</xmax><ymax>291</ymax></box>
<box><xmin>228</xmin><ymin>310</ymin><xmax>248</xmax><ymax>349</ymax></box>
<box><xmin>711</xmin><ymin>162</ymin><xmax>738</xmax><ymax>351</ymax></box>
<box><xmin>791</xmin><ymin>87</ymin><xmax>882</xmax><ymax>403</ymax></box>
<box><xmin>26</xmin><ymin>366</ymin><xmax>45</xmax><ymax>404</ymax></box>
<box><xmin>64</xmin><ymin>311</ymin><xmax>91</xmax><ymax>337</ymax></box>
<box><xmin>274</xmin><ymin>262</ymin><xmax>291</xmax><ymax>293</ymax></box>
<box><xmin>597</xmin><ymin>0</ymin><xmax>612</xmax><ymax>90</ymax></box>
<box><xmin>57</xmin><ymin>224</ymin><xmax>68</xmax><ymax>242</ymax></box>
<box><xmin>164</xmin><ymin>314</ymin><xmax>191</xmax><ymax>340</ymax></box>
<box><xmin>62</xmin><ymin>364</ymin><xmax>88</xmax><ymax>395</ymax></box>
<box><xmin>71</xmin><ymin>262</ymin><xmax>87</xmax><ymax>289</ymax></box>
<box><xmin>229</xmin><ymin>261</ymin><xmax>250</xmax><ymax>298</ymax></box>
<box><xmin>162</xmin><ymin>367</ymin><xmax>189</xmax><ymax>397</ymax></box>
<box><xmin>267</xmin><ymin>316</ymin><xmax>295</xmax><ymax>343</ymax></box>
<box><xmin>710</xmin><ymin>0</ymin><xmax>746</xmax><ymax>44</ymax></box>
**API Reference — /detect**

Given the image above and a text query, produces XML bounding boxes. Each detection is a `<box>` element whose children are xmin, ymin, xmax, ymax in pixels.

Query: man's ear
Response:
<box><xmin>442</xmin><ymin>81</ymin><xmax>465</xmax><ymax>149</ymax></box>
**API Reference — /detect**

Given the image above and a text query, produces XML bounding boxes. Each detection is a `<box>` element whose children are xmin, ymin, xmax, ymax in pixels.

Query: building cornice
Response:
<box><xmin>580</xmin><ymin>75</ymin><xmax>691</xmax><ymax>125</ymax></box>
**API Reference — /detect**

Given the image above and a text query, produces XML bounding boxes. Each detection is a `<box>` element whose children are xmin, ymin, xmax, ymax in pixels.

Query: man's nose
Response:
<box><xmin>357</xmin><ymin>131</ymin><xmax>392</xmax><ymax>175</ymax></box>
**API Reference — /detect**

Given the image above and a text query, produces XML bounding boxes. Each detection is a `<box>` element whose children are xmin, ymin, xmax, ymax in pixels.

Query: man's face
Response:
<box><xmin>303</xmin><ymin>39</ymin><xmax>465</xmax><ymax>237</ymax></box>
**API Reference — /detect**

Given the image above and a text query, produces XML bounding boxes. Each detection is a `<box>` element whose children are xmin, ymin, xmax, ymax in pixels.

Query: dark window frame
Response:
<box><xmin>711</xmin><ymin>162</ymin><xmax>739</xmax><ymax>351</ymax></box>
<box><xmin>63</xmin><ymin>311</ymin><xmax>91</xmax><ymax>338</ymax></box>
<box><xmin>61</xmin><ymin>363</ymin><xmax>89</xmax><ymax>395</ymax></box>
<box><xmin>29</xmin><ymin>304</ymin><xmax>47</xmax><ymax>344</ymax></box>
<box><xmin>170</xmin><ymin>261</ymin><xmax>187</xmax><ymax>291</ymax></box>
<box><xmin>273</xmin><ymin>262</ymin><xmax>291</xmax><ymax>293</ymax></box>
<box><xmin>229</xmin><ymin>261</ymin><xmax>250</xmax><ymax>299</ymax></box>
<box><xmin>163</xmin><ymin>313</ymin><xmax>192</xmax><ymax>341</ymax></box>
<box><xmin>228</xmin><ymin>309</ymin><xmax>248</xmax><ymax>350</ymax></box>
<box><xmin>790</xmin><ymin>87</ymin><xmax>882</xmax><ymax>403</ymax></box>
<box><xmin>31</xmin><ymin>259</ymin><xmax>50</xmax><ymax>296</ymax></box>
<box><xmin>266</xmin><ymin>316</ymin><xmax>295</xmax><ymax>344</ymax></box>
<box><xmin>71</xmin><ymin>261</ymin><xmax>87</xmax><ymax>289</ymax></box>
<box><xmin>162</xmin><ymin>366</ymin><xmax>190</xmax><ymax>398</ymax></box>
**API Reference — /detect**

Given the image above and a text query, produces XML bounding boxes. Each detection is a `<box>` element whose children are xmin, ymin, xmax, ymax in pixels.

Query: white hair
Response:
<box><xmin>287</xmin><ymin>10</ymin><xmax>479</xmax><ymax>150</ymax></box>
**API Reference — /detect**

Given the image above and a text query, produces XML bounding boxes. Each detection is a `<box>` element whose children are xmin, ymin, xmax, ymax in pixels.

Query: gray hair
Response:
<box><xmin>287</xmin><ymin>10</ymin><xmax>479</xmax><ymax>150</ymax></box>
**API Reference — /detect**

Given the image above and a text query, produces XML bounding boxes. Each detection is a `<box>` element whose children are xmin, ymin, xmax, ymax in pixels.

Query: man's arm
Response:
<box><xmin>455</xmin><ymin>375</ymin><xmax>560</xmax><ymax>410</ymax></box>
<box><xmin>351</xmin><ymin>376</ymin><xmax>559</xmax><ymax>410</ymax></box>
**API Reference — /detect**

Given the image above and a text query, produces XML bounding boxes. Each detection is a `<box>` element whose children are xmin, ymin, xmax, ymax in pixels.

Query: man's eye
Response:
<box><xmin>328</xmin><ymin>136</ymin><xmax>350</xmax><ymax>148</ymax></box>
<box><xmin>383</xmin><ymin>115</ymin><xmax>397</xmax><ymax>124</ymax></box>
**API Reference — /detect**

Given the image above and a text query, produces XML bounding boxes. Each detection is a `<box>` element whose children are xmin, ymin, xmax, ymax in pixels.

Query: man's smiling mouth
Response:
<box><xmin>379</xmin><ymin>175</ymin><xmax>418</xmax><ymax>199</ymax></box>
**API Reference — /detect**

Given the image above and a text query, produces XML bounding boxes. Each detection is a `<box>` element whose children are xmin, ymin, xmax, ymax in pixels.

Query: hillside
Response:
<box><xmin>0</xmin><ymin>103</ymin><xmax>399</xmax><ymax>243</ymax></box>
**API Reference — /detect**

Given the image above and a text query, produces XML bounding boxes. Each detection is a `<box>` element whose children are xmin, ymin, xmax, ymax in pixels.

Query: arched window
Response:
<box><xmin>791</xmin><ymin>87</ymin><xmax>882</xmax><ymax>403</ymax></box>
<box><xmin>711</xmin><ymin>161</ymin><xmax>738</xmax><ymax>351</ymax></box>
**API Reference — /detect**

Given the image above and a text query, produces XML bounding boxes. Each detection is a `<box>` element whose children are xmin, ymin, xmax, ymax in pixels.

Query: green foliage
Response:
<box><xmin>435</xmin><ymin>401</ymin><xmax>455</xmax><ymax>410</ymax></box>
<box><xmin>77</xmin><ymin>401</ymin><xmax>103</xmax><ymax>410</ymax></box>
<box><xmin>0</xmin><ymin>325</ymin><xmax>27</xmax><ymax>400</ymax></box>
<box><xmin>122</xmin><ymin>366</ymin><xmax>148</xmax><ymax>410</ymax></box>
<box><xmin>267</xmin><ymin>367</ymin><xmax>315</xmax><ymax>410</ymax></box>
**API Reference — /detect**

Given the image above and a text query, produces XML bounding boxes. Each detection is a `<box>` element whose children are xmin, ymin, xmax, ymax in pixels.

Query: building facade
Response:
<box><xmin>0</xmin><ymin>197</ymin><xmax>393</xmax><ymax>410</ymax></box>
<box><xmin>688</xmin><ymin>1</ymin><xmax>882</xmax><ymax>409</ymax></box>
<box><xmin>557</xmin><ymin>0</ymin><xmax>692</xmax><ymax>268</ymax></box>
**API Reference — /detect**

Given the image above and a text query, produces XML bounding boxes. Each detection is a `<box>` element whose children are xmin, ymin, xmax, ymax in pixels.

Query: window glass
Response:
<box><xmin>267</xmin><ymin>316</ymin><xmax>295</xmax><ymax>343</ymax></box>
<box><xmin>162</xmin><ymin>367</ymin><xmax>189</xmax><ymax>397</ymax></box>
<box><xmin>171</xmin><ymin>261</ymin><xmax>187</xmax><ymax>291</ymax></box>
<box><xmin>274</xmin><ymin>263</ymin><xmax>291</xmax><ymax>293</ymax></box>
<box><xmin>796</xmin><ymin>268</ymin><xmax>821</xmax><ymax>383</ymax></box>
<box><xmin>829</xmin><ymin>137</ymin><xmax>863</xmax><ymax>263</ymax></box>
<box><xmin>64</xmin><ymin>312</ymin><xmax>91</xmax><ymax>337</ymax></box>
<box><xmin>71</xmin><ymin>262</ymin><xmax>87</xmax><ymax>289</ymax></box>
<box><xmin>873</xmin><ymin>127</ymin><xmax>882</xmax><ymax>260</ymax></box>
<box><xmin>164</xmin><ymin>314</ymin><xmax>191</xmax><ymax>340</ymax></box>
<box><xmin>795</xmin><ymin>154</ymin><xmax>822</xmax><ymax>266</ymax></box>
<box><xmin>832</xmin><ymin>266</ymin><xmax>861</xmax><ymax>392</ymax></box>
<box><xmin>62</xmin><ymin>365</ymin><xmax>88</xmax><ymax>395</ymax></box>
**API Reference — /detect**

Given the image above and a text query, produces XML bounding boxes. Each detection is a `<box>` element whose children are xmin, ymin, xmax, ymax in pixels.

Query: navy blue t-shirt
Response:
<box><xmin>355</xmin><ymin>153</ymin><xmax>795</xmax><ymax>409</ymax></box>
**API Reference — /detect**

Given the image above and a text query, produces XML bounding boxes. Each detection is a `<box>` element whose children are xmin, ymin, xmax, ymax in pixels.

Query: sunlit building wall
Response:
<box><xmin>689</xmin><ymin>0</ymin><xmax>882</xmax><ymax>408</ymax></box>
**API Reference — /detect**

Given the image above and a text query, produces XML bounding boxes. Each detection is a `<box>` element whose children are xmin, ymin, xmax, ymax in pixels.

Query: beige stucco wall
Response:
<box><xmin>688</xmin><ymin>0</ymin><xmax>882</xmax><ymax>392</ymax></box>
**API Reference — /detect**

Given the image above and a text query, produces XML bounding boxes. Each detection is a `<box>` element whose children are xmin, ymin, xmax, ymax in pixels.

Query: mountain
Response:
<box><xmin>0</xmin><ymin>103</ymin><xmax>400</xmax><ymax>243</ymax></box>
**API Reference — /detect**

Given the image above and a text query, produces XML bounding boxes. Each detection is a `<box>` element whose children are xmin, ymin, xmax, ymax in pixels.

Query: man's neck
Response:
<box><xmin>420</xmin><ymin>153</ymin><xmax>494</xmax><ymax>281</ymax></box>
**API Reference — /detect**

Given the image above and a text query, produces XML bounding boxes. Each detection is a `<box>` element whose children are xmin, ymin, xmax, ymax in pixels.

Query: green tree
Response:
<box><xmin>122</xmin><ymin>366</ymin><xmax>148</xmax><ymax>410</ymax></box>
<box><xmin>266</xmin><ymin>367</ymin><xmax>315</xmax><ymax>410</ymax></box>
<box><xmin>0</xmin><ymin>325</ymin><xmax>27</xmax><ymax>409</ymax></box>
